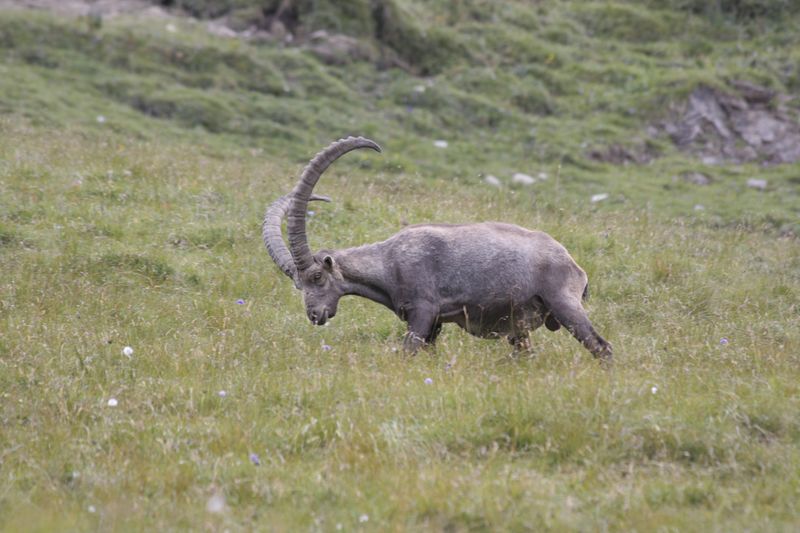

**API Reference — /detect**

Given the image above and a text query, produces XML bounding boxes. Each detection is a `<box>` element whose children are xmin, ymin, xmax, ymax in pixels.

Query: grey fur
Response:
<box><xmin>263</xmin><ymin>137</ymin><xmax>612</xmax><ymax>361</ymax></box>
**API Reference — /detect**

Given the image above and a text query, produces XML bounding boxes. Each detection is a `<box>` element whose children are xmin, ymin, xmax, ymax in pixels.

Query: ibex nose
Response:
<box><xmin>308</xmin><ymin>308</ymin><xmax>329</xmax><ymax>326</ymax></box>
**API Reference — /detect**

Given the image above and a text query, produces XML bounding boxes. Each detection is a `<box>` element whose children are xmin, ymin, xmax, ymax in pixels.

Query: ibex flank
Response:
<box><xmin>263</xmin><ymin>137</ymin><xmax>612</xmax><ymax>361</ymax></box>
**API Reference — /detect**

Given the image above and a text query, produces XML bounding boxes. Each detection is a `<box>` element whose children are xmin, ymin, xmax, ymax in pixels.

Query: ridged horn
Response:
<box><xmin>263</xmin><ymin>193</ymin><xmax>330</xmax><ymax>288</ymax></box>
<box><xmin>287</xmin><ymin>136</ymin><xmax>382</xmax><ymax>272</ymax></box>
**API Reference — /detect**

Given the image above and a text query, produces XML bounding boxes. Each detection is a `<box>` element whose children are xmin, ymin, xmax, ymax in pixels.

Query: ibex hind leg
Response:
<box><xmin>545</xmin><ymin>296</ymin><xmax>612</xmax><ymax>363</ymax></box>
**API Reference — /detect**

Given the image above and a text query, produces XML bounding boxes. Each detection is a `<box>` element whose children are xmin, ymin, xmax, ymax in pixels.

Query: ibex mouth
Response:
<box><xmin>310</xmin><ymin>309</ymin><xmax>330</xmax><ymax>326</ymax></box>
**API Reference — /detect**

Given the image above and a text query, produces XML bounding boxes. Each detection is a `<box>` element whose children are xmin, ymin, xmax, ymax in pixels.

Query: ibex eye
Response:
<box><xmin>313</xmin><ymin>272</ymin><xmax>322</xmax><ymax>282</ymax></box>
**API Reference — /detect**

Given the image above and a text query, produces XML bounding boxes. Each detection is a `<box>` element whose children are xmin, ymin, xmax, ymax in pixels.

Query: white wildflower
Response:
<box><xmin>206</xmin><ymin>491</ymin><xmax>226</xmax><ymax>514</ymax></box>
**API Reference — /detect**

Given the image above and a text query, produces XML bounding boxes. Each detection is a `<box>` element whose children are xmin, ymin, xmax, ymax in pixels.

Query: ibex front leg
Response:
<box><xmin>402</xmin><ymin>305</ymin><xmax>439</xmax><ymax>353</ymax></box>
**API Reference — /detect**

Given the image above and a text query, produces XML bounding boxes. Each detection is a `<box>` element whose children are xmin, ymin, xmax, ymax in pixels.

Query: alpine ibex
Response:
<box><xmin>263</xmin><ymin>137</ymin><xmax>612</xmax><ymax>361</ymax></box>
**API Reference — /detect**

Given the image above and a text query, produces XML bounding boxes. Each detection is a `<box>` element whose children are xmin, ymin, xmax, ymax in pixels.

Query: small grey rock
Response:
<box><xmin>680</xmin><ymin>171</ymin><xmax>711</xmax><ymax>186</ymax></box>
<box><xmin>512</xmin><ymin>173</ymin><xmax>536</xmax><ymax>186</ymax></box>
<box><xmin>746</xmin><ymin>178</ymin><xmax>767</xmax><ymax>190</ymax></box>
<box><xmin>484</xmin><ymin>175</ymin><xmax>501</xmax><ymax>187</ymax></box>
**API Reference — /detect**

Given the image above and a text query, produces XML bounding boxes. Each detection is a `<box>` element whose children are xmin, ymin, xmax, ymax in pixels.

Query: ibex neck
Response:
<box><xmin>337</xmin><ymin>244</ymin><xmax>392</xmax><ymax>310</ymax></box>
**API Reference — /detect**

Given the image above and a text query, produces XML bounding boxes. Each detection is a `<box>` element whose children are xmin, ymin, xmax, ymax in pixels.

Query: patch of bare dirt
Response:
<box><xmin>661</xmin><ymin>81</ymin><xmax>800</xmax><ymax>165</ymax></box>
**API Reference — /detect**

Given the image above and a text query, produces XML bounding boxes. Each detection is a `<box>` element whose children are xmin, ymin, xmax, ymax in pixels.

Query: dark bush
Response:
<box><xmin>153</xmin><ymin>0</ymin><xmax>467</xmax><ymax>75</ymax></box>
<box><xmin>512</xmin><ymin>79</ymin><xmax>555</xmax><ymax>116</ymax></box>
<box><xmin>372</xmin><ymin>0</ymin><xmax>466</xmax><ymax>75</ymax></box>
<box><xmin>157</xmin><ymin>0</ymin><xmax>266</xmax><ymax>19</ymax></box>
<box><xmin>0</xmin><ymin>226</ymin><xmax>17</xmax><ymax>247</ymax></box>
<box><xmin>646</xmin><ymin>0</ymin><xmax>799</xmax><ymax>20</ymax></box>
<box><xmin>576</xmin><ymin>3</ymin><xmax>675</xmax><ymax>42</ymax></box>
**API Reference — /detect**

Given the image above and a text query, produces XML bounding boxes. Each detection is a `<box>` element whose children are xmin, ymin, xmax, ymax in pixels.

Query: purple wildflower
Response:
<box><xmin>249</xmin><ymin>453</ymin><xmax>261</xmax><ymax>466</ymax></box>
<box><xmin>236</xmin><ymin>299</ymin><xmax>245</xmax><ymax>305</ymax></box>
<box><xmin>321</xmin><ymin>343</ymin><xmax>332</xmax><ymax>351</ymax></box>
<box><xmin>424</xmin><ymin>378</ymin><xmax>433</xmax><ymax>385</ymax></box>
<box><xmin>720</xmin><ymin>337</ymin><xmax>729</xmax><ymax>345</ymax></box>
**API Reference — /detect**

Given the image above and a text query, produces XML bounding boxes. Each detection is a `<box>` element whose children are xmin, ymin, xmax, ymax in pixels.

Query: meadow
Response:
<box><xmin>1</xmin><ymin>1</ymin><xmax>799</xmax><ymax>530</ymax></box>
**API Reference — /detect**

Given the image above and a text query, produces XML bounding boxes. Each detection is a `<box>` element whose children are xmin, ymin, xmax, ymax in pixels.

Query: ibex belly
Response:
<box><xmin>445</xmin><ymin>301</ymin><xmax>546</xmax><ymax>339</ymax></box>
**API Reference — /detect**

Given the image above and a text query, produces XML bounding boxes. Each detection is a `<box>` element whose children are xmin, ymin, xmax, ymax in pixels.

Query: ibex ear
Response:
<box><xmin>322</xmin><ymin>255</ymin><xmax>335</xmax><ymax>271</ymax></box>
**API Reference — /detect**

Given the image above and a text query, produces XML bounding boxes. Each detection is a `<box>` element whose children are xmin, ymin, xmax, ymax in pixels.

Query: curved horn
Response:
<box><xmin>287</xmin><ymin>136</ymin><xmax>381</xmax><ymax>272</ymax></box>
<box><xmin>263</xmin><ymin>193</ymin><xmax>331</xmax><ymax>288</ymax></box>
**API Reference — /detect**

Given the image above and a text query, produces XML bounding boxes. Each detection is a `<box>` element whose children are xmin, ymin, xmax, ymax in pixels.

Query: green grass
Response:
<box><xmin>2</xmin><ymin>118</ymin><xmax>799</xmax><ymax>531</ymax></box>
<box><xmin>1</xmin><ymin>2</ymin><xmax>800</xmax><ymax>530</ymax></box>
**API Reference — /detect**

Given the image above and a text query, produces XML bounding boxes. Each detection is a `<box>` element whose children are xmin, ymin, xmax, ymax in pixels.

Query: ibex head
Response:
<box><xmin>296</xmin><ymin>250</ymin><xmax>345</xmax><ymax>325</ymax></box>
<box><xmin>262</xmin><ymin>136</ymin><xmax>382</xmax><ymax>326</ymax></box>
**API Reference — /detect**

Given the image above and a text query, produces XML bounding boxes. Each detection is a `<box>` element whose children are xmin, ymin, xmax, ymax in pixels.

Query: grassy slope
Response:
<box><xmin>1</xmin><ymin>4</ymin><xmax>799</xmax><ymax>230</ymax></box>
<box><xmin>1</xmin><ymin>1</ymin><xmax>800</xmax><ymax>530</ymax></box>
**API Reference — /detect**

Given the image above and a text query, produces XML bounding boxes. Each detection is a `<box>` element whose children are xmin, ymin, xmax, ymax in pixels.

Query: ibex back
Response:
<box><xmin>263</xmin><ymin>137</ymin><xmax>612</xmax><ymax>361</ymax></box>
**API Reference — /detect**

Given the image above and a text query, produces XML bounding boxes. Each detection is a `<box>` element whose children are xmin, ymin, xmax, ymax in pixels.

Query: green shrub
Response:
<box><xmin>575</xmin><ymin>2</ymin><xmax>677</xmax><ymax>42</ymax></box>
<box><xmin>292</xmin><ymin>0</ymin><xmax>375</xmax><ymax>36</ymax></box>
<box><xmin>0</xmin><ymin>225</ymin><xmax>17</xmax><ymax>247</ymax></box>
<box><xmin>643</xmin><ymin>0</ymin><xmax>799</xmax><ymax>20</ymax></box>
<box><xmin>373</xmin><ymin>0</ymin><xmax>467</xmax><ymax>75</ymax></box>
<box><xmin>156</xmin><ymin>0</ymin><xmax>265</xmax><ymax>19</ymax></box>
<box><xmin>511</xmin><ymin>77</ymin><xmax>555</xmax><ymax>116</ymax></box>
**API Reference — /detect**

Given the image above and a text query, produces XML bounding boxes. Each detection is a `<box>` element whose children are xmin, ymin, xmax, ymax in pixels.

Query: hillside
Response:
<box><xmin>1</xmin><ymin>1</ymin><xmax>799</xmax><ymax>531</ymax></box>
<box><xmin>1</xmin><ymin>0</ymin><xmax>800</xmax><ymax>231</ymax></box>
